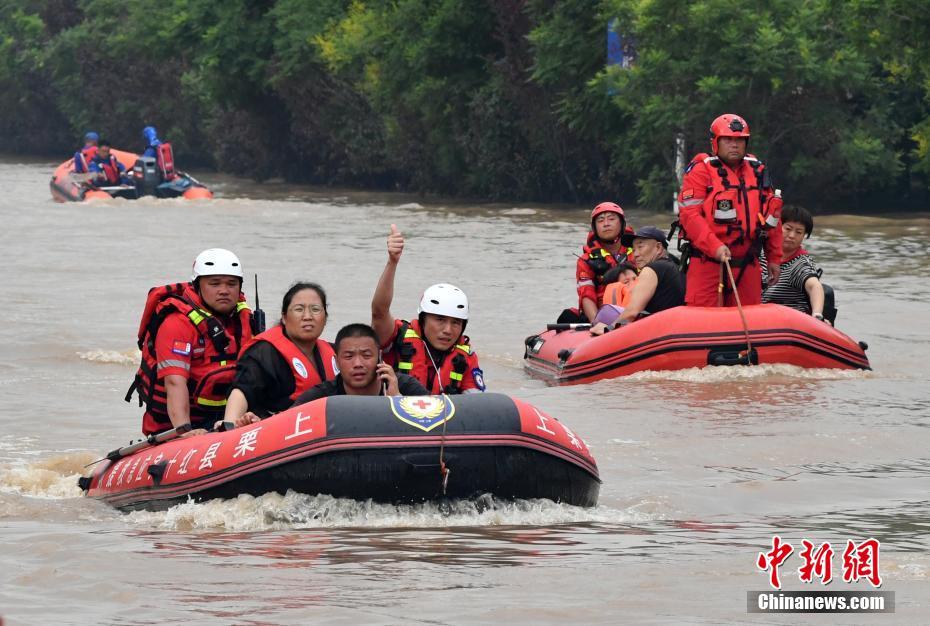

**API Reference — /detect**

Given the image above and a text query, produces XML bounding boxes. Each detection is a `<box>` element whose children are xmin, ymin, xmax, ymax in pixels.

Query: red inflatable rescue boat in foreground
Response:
<box><xmin>49</xmin><ymin>148</ymin><xmax>212</xmax><ymax>202</ymax></box>
<box><xmin>524</xmin><ymin>304</ymin><xmax>870</xmax><ymax>385</ymax></box>
<box><xmin>80</xmin><ymin>394</ymin><xmax>599</xmax><ymax>511</ymax></box>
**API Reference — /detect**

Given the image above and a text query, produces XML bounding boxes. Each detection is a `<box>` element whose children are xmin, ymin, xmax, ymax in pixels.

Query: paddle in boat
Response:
<box><xmin>49</xmin><ymin>147</ymin><xmax>212</xmax><ymax>202</ymax></box>
<box><xmin>524</xmin><ymin>303</ymin><xmax>870</xmax><ymax>385</ymax></box>
<box><xmin>79</xmin><ymin>393</ymin><xmax>600</xmax><ymax>511</ymax></box>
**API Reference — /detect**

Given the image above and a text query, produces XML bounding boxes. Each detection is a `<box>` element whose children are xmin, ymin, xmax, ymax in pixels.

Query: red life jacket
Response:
<box><xmin>156</xmin><ymin>143</ymin><xmax>177</xmax><ymax>180</ymax></box>
<box><xmin>78</xmin><ymin>146</ymin><xmax>98</xmax><ymax>173</ymax></box>
<box><xmin>241</xmin><ymin>325</ymin><xmax>338</xmax><ymax>401</ymax></box>
<box><xmin>95</xmin><ymin>154</ymin><xmax>122</xmax><ymax>185</ymax></box>
<box><xmin>389</xmin><ymin>319</ymin><xmax>479</xmax><ymax>394</ymax></box>
<box><xmin>125</xmin><ymin>282</ymin><xmax>254</xmax><ymax>434</ymax></box>
<box><xmin>690</xmin><ymin>154</ymin><xmax>779</xmax><ymax>256</ymax></box>
<box><xmin>577</xmin><ymin>231</ymin><xmax>635</xmax><ymax>308</ymax></box>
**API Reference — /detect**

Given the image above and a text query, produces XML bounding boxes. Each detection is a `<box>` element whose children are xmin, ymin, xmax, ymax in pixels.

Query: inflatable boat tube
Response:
<box><xmin>524</xmin><ymin>304</ymin><xmax>870</xmax><ymax>384</ymax></box>
<box><xmin>80</xmin><ymin>393</ymin><xmax>600</xmax><ymax>512</ymax></box>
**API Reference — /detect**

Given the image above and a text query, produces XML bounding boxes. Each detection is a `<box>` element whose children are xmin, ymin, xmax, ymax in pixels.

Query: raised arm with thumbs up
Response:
<box><xmin>371</xmin><ymin>224</ymin><xmax>404</xmax><ymax>346</ymax></box>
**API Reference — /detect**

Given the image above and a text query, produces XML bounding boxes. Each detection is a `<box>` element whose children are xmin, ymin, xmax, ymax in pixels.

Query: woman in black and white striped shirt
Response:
<box><xmin>762</xmin><ymin>206</ymin><xmax>828</xmax><ymax>322</ymax></box>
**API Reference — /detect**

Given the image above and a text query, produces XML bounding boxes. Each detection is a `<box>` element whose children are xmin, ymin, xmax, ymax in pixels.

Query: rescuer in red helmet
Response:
<box><xmin>557</xmin><ymin>202</ymin><xmax>636</xmax><ymax>324</ymax></box>
<box><xmin>677</xmin><ymin>114</ymin><xmax>784</xmax><ymax>307</ymax></box>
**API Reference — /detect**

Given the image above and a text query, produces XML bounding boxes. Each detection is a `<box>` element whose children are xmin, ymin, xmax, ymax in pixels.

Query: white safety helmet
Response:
<box><xmin>417</xmin><ymin>283</ymin><xmax>469</xmax><ymax>320</ymax></box>
<box><xmin>191</xmin><ymin>248</ymin><xmax>243</xmax><ymax>281</ymax></box>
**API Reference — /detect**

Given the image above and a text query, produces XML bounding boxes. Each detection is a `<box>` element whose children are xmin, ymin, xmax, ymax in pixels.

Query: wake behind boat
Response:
<box><xmin>524</xmin><ymin>303</ymin><xmax>870</xmax><ymax>385</ymax></box>
<box><xmin>80</xmin><ymin>393</ymin><xmax>600</xmax><ymax>512</ymax></box>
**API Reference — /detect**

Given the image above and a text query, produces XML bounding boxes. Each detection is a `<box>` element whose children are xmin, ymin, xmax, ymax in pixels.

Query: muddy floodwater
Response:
<box><xmin>1</xmin><ymin>157</ymin><xmax>928</xmax><ymax>624</ymax></box>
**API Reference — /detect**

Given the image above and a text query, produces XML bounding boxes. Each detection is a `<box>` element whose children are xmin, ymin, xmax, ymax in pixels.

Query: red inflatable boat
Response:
<box><xmin>79</xmin><ymin>393</ymin><xmax>599</xmax><ymax>511</ymax></box>
<box><xmin>49</xmin><ymin>148</ymin><xmax>212</xmax><ymax>202</ymax></box>
<box><xmin>524</xmin><ymin>304</ymin><xmax>870</xmax><ymax>385</ymax></box>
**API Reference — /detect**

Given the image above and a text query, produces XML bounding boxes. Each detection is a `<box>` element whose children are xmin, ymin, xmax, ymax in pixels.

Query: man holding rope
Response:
<box><xmin>677</xmin><ymin>113</ymin><xmax>784</xmax><ymax>307</ymax></box>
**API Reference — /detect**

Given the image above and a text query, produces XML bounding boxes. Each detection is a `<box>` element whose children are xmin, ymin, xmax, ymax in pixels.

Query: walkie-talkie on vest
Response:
<box><xmin>252</xmin><ymin>274</ymin><xmax>266</xmax><ymax>334</ymax></box>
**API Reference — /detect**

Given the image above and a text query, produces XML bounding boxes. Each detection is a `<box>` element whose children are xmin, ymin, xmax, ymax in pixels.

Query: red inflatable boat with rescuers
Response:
<box><xmin>79</xmin><ymin>393</ymin><xmax>600</xmax><ymax>511</ymax></box>
<box><xmin>50</xmin><ymin>147</ymin><xmax>212</xmax><ymax>202</ymax></box>
<box><xmin>524</xmin><ymin>304</ymin><xmax>870</xmax><ymax>385</ymax></box>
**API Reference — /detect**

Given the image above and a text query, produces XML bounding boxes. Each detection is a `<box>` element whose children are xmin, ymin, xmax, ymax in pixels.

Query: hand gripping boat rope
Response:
<box><xmin>723</xmin><ymin>258</ymin><xmax>754</xmax><ymax>365</ymax></box>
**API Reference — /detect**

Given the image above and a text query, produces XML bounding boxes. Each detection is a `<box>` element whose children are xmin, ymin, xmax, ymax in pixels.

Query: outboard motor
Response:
<box><xmin>132</xmin><ymin>157</ymin><xmax>160</xmax><ymax>196</ymax></box>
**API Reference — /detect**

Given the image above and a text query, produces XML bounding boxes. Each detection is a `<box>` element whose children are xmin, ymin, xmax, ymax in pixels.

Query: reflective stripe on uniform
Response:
<box><xmin>196</xmin><ymin>397</ymin><xmax>227</xmax><ymax>407</ymax></box>
<box><xmin>577</xmin><ymin>280</ymin><xmax>595</xmax><ymax>288</ymax></box>
<box><xmin>680</xmin><ymin>198</ymin><xmax>704</xmax><ymax>207</ymax></box>
<box><xmin>187</xmin><ymin>309</ymin><xmax>207</xmax><ymax>325</ymax></box>
<box><xmin>398</xmin><ymin>361</ymin><xmax>413</xmax><ymax>371</ymax></box>
<box><xmin>157</xmin><ymin>359</ymin><xmax>190</xmax><ymax>371</ymax></box>
<box><xmin>449</xmin><ymin>371</ymin><xmax>463</xmax><ymax>381</ymax></box>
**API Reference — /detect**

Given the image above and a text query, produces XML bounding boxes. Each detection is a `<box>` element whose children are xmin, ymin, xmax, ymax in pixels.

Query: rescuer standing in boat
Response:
<box><xmin>677</xmin><ymin>113</ymin><xmax>784</xmax><ymax>306</ymax></box>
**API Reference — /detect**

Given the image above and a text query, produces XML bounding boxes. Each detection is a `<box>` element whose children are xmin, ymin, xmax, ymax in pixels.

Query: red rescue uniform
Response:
<box><xmin>678</xmin><ymin>154</ymin><xmax>783</xmax><ymax>307</ymax></box>
<box><xmin>136</xmin><ymin>284</ymin><xmax>253</xmax><ymax>435</ymax></box>
<box><xmin>382</xmin><ymin>319</ymin><xmax>484</xmax><ymax>394</ymax></box>
<box><xmin>575</xmin><ymin>231</ymin><xmax>635</xmax><ymax>310</ymax></box>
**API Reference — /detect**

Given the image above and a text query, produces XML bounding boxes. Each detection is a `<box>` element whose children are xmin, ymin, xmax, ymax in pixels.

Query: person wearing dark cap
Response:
<box><xmin>590</xmin><ymin>227</ymin><xmax>684</xmax><ymax>335</ymax></box>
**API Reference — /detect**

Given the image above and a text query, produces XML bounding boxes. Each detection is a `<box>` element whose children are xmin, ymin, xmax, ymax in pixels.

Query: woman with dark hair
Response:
<box><xmin>222</xmin><ymin>282</ymin><xmax>337</xmax><ymax>426</ymax></box>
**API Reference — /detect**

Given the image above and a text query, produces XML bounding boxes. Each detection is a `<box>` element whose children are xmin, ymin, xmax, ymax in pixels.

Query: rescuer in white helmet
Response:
<box><xmin>370</xmin><ymin>225</ymin><xmax>485</xmax><ymax>394</ymax></box>
<box><xmin>126</xmin><ymin>248</ymin><xmax>254</xmax><ymax>437</ymax></box>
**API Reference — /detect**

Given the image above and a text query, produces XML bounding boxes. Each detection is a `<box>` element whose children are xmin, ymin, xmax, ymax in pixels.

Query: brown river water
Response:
<box><xmin>1</xmin><ymin>157</ymin><xmax>929</xmax><ymax>624</ymax></box>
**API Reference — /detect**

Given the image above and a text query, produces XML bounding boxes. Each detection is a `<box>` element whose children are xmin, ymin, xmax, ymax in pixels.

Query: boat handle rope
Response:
<box><xmin>723</xmin><ymin>258</ymin><xmax>754</xmax><ymax>365</ymax></box>
<box><xmin>425</xmin><ymin>347</ymin><xmax>452</xmax><ymax>496</ymax></box>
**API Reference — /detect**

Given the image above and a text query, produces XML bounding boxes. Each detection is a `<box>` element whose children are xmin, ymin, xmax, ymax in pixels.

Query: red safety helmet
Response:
<box><xmin>709</xmin><ymin>114</ymin><xmax>750</xmax><ymax>154</ymax></box>
<box><xmin>590</xmin><ymin>202</ymin><xmax>626</xmax><ymax>243</ymax></box>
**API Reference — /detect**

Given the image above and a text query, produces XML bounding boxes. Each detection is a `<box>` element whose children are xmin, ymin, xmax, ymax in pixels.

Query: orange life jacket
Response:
<box><xmin>156</xmin><ymin>142</ymin><xmax>177</xmax><ymax>180</ymax></box>
<box><xmin>603</xmin><ymin>279</ymin><xmax>636</xmax><ymax>307</ymax></box>
<box><xmin>125</xmin><ymin>282</ymin><xmax>253</xmax><ymax>434</ymax></box>
<box><xmin>241</xmin><ymin>325</ymin><xmax>338</xmax><ymax>401</ymax></box>
<box><xmin>388</xmin><ymin>319</ymin><xmax>479</xmax><ymax>394</ymax></box>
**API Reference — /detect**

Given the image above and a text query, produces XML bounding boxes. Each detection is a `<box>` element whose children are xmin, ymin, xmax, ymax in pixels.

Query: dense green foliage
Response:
<box><xmin>3</xmin><ymin>0</ymin><xmax>930</xmax><ymax>209</ymax></box>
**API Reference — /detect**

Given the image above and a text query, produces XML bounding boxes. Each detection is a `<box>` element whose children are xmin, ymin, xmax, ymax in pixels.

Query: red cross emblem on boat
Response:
<box><xmin>389</xmin><ymin>395</ymin><xmax>456</xmax><ymax>432</ymax></box>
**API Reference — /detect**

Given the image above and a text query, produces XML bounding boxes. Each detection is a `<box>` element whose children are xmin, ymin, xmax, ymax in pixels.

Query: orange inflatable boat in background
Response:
<box><xmin>524</xmin><ymin>304</ymin><xmax>870</xmax><ymax>384</ymax></box>
<box><xmin>49</xmin><ymin>147</ymin><xmax>213</xmax><ymax>202</ymax></box>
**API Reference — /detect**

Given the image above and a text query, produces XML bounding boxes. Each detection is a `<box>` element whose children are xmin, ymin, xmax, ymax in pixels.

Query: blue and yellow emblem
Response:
<box><xmin>389</xmin><ymin>395</ymin><xmax>456</xmax><ymax>432</ymax></box>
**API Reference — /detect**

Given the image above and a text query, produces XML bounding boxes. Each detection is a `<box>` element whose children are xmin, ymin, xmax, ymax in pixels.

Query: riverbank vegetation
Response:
<box><xmin>3</xmin><ymin>0</ymin><xmax>929</xmax><ymax>209</ymax></box>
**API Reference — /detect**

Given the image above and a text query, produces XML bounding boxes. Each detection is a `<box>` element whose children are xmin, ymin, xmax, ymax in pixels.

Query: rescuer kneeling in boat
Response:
<box><xmin>761</xmin><ymin>205</ymin><xmax>829</xmax><ymax>322</ymax></box>
<box><xmin>558</xmin><ymin>202</ymin><xmax>635</xmax><ymax>324</ymax></box>
<box><xmin>590</xmin><ymin>227</ymin><xmax>684</xmax><ymax>335</ymax></box>
<box><xmin>371</xmin><ymin>225</ymin><xmax>485</xmax><ymax>394</ymax></box>
<box><xmin>88</xmin><ymin>140</ymin><xmax>130</xmax><ymax>187</ymax></box>
<box><xmin>222</xmin><ymin>282</ymin><xmax>337</xmax><ymax>427</ymax></box>
<box><xmin>677</xmin><ymin>113</ymin><xmax>784</xmax><ymax>307</ymax></box>
<box><xmin>127</xmin><ymin>248</ymin><xmax>254</xmax><ymax>437</ymax></box>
